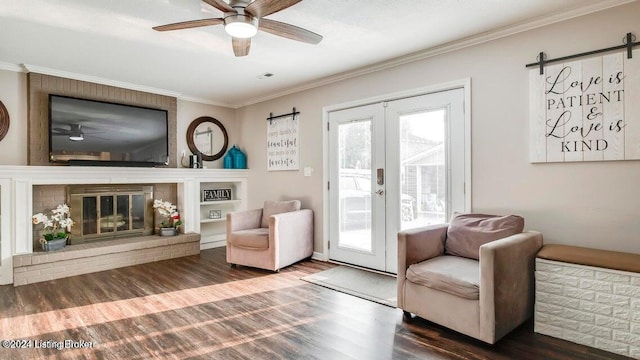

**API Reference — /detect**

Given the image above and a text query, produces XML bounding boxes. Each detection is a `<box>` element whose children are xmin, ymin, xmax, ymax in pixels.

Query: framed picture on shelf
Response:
<box><xmin>208</xmin><ymin>210</ymin><xmax>222</xmax><ymax>219</ymax></box>
<box><xmin>202</xmin><ymin>188</ymin><xmax>232</xmax><ymax>202</ymax></box>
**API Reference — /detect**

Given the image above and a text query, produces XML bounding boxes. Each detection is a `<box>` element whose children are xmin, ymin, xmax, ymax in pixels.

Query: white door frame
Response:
<box><xmin>321</xmin><ymin>78</ymin><xmax>472</xmax><ymax>261</ymax></box>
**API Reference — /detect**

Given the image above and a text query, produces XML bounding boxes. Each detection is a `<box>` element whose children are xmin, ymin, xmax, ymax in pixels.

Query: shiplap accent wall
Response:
<box><xmin>27</xmin><ymin>72</ymin><xmax>178</xmax><ymax>167</ymax></box>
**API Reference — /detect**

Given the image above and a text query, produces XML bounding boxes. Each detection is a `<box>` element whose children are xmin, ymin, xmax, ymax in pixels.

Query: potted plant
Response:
<box><xmin>153</xmin><ymin>199</ymin><xmax>183</xmax><ymax>236</ymax></box>
<box><xmin>32</xmin><ymin>203</ymin><xmax>75</xmax><ymax>251</ymax></box>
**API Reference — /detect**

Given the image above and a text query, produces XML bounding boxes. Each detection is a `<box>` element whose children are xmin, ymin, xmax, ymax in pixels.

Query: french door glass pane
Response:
<box><xmin>338</xmin><ymin>120</ymin><xmax>373</xmax><ymax>252</ymax></box>
<box><xmin>399</xmin><ymin>109</ymin><xmax>447</xmax><ymax>230</ymax></box>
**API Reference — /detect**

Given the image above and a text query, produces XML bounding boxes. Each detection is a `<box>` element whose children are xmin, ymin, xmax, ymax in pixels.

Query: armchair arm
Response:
<box><xmin>269</xmin><ymin>209</ymin><xmax>314</xmax><ymax>269</ymax></box>
<box><xmin>397</xmin><ymin>224</ymin><xmax>447</xmax><ymax>309</ymax></box>
<box><xmin>479</xmin><ymin>231</ymin><xmax>543</xmax><ymax>343</ymax></box>
<box><xmin>227</xmin><ymin>208</ymin><xmax>263</xmax><ymax>232</ymax></box>
<box><xmin>398</xmin><ymin>224</ymin><xmax>448</xmax><ymax>270</ymax></box>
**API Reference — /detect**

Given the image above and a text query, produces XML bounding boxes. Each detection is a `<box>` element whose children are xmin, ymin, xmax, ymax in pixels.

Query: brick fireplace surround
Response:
<box><xmin>0</xmin><ymin>166</ymin><xmax>248</xmax><ymax>286</ymax></box>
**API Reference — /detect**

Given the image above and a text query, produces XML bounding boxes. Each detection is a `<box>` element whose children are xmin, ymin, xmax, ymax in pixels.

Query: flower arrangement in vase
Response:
<box><xmin>32</xmin><ymin>203</ymin><xmax>75</xmax><ymax>251</ymax></box>
<box><xmin>153</xmin><ymin>199</ymin><xmax>183</xmax><ymax>236</ymax></box>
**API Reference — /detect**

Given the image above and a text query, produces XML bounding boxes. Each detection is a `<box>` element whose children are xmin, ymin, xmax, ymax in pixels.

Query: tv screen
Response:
<box><xmin>49</xmin><ymin>95</ymin><xmax>169</xmax><ymax>166</ymax></box>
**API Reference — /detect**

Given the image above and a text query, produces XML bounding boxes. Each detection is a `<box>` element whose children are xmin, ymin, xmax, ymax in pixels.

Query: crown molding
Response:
<box><xmin>0</xmin><ymin>62</ymin><xmax>27</xmax><ymax>72</ymax></box>
<box><xmin>17</xmin><ymin>64</ymin><xmax>235</xmax><ymax>108</ymax></box>
<box><xmin>176</xmin><ymin>95</ymin><xmax>234</xmax><ymax>109</ymax></box>
<box><xmin>234</xmin><ymin>0</ymin><xmax>636</xmax><ymax>108</ymax></box>
<box><xmin>21</xmin><ymin>64</ymin><xmax>182</xmax><ymax>98</ymax></box>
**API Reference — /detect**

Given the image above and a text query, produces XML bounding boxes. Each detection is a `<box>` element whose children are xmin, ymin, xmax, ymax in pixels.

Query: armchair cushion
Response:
<box><xmin>406</xmin><ymin>256</ymin><xmax>480</xmax><ymax>300</ymax></box>
<box><xmin>261</xmin><ymin>200</ymin><xmax>301</xmax><ymax>228</ymax></box>
<box><xmin>228</xmin><ymin>228</ymin><xmax>269</xmax><ymax>249</ymax></box>
<box><xmin>445</xmin><ymin>213</ymin><xmax>524</xmax><ymax>260</ymax></box>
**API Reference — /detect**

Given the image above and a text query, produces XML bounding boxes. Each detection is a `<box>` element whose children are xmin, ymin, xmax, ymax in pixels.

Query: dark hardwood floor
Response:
<box><xmin>0</xmin><ymin>247</ymin><xmax>629</xmax><ymax>359</ymax></box>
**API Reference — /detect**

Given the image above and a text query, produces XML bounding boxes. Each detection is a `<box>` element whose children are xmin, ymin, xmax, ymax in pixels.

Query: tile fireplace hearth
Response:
<box><xmin>13</xmin><ymin>233</ymin><xmax>200</xmax><ymax>286</ymax></box>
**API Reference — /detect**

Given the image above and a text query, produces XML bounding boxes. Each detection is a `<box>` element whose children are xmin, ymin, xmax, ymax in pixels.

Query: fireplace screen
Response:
<box><xmin>68</xmin><ymin>185</ymin><xmax>154</xmax><ymax>244</ymax></box>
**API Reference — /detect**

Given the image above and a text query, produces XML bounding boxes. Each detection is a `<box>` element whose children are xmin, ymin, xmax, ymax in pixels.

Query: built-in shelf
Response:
<box><xmin>200</xmin><ymin>218</ymin><xmax>226</xmax><ymax>224</ymax></box>
<box><xmin>200</xmin><ymin>200</ymin><xmax>241</xmax><ymax>206</ymax></box>
<box><xmin>198</xmin><ymin>180</ymin><xmax>246</xmax><ymax>251</ymax></box>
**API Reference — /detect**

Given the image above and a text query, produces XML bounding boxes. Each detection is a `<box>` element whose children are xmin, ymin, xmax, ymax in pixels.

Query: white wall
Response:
<box><xmin>237</xmin><ymin>2</ymin><xmax>640</xmax><ymax>254</ymax></box>
<box><xmin>177</xmin><ymin>100</ymin><xmax>238</xmax><ymax>169</ymax></box>
<box><xmin>0</xmin><ymin>70</ymin><xmax>27</xmax><ymax>165</ymax></box>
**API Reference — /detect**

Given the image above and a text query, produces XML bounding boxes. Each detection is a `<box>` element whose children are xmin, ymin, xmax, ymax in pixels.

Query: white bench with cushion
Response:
<box><xmin>535</xmin><ymin>244</ymin><xmax>640</xmax><ymax>359</ymax></box>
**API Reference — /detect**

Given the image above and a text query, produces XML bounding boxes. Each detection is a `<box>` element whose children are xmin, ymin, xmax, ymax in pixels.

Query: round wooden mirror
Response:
<box><xmin>186</xmin><ymin>116</ymin><xmax>228</xmax><ymax>161</ymax></box>
<box><xmin>0</xmin><ymin>100</ymin><xmax>9</xmax><ymax>142</ymax></box>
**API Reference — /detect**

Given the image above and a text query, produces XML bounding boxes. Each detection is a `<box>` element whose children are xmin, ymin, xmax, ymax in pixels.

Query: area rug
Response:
<box><xmin>301</xmin><ymin>266</ymin><xmax>397</xmax><ymax>307</ymax></box>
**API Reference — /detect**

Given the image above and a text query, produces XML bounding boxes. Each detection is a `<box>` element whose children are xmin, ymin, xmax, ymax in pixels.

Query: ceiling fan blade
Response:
<box><xmin>259</xmin><ymin>18</ymin><xmax>322</xmax><ymax>44</ymax></box>
<box><xmin>245</xmin><ymin>0</ymin><xmax>301</xmax><ymax>18</ymax></box>
<box><xmin>202</xmin><ymin>0</ymin><xmax>234</xmax><ymax>13</ymax></box>
<box><xmin>153</xmin><ymin>18</ymin><xmax>224</xmax><ymax>31</ymax></box>
<box><xmin>232</xmin><ymin>37</ymin><xmax>251</xmax><ymax>57</ymax></box>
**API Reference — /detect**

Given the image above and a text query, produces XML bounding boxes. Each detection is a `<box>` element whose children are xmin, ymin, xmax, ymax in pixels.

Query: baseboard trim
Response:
<box><xmin>201</xmin><ymin>239</ymin><xmax>226</xmax><ymax>250</ymax></box>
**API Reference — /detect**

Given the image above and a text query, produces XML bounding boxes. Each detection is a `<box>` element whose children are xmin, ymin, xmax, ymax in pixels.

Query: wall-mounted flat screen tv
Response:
<box><xmin>49</xmin><ymin>95</ymin><xmax>169</xmax><ymax>167</ymax></box>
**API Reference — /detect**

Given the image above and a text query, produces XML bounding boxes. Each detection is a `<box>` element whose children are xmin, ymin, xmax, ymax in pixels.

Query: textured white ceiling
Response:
<box><xmin>0</xmin><ymin>0</ymin><xmax>631</xmax><ymax>107</ymax></box>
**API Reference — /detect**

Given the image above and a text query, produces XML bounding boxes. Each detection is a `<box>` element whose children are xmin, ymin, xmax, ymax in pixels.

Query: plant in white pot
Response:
<box><xmin>153</xmin><ymin>199</ymin><xmax>183</xmax><ymax>236</ymax></box>
<box><xmin>32</xmin><ymin>203</ymin><xmax>75</xmax><ymax>251</ymax></box>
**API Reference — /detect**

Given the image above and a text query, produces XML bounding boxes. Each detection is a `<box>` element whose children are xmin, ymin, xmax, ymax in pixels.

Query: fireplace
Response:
<box><xmin>67</xmin><ymin>185</ymin><xmax>154</xmax><ymax>244</ymax></box>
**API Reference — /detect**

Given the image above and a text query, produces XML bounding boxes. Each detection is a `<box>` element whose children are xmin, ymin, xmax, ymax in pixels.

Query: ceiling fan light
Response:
<box><xmin>224</xmin><ymin>15</ymin><xmax>258</xmax><ymax>38</ymax></box>
<box><xmin>69</xmin><ymin>134</ymin><xmax>84</xmax><ymax>141</ymax></box>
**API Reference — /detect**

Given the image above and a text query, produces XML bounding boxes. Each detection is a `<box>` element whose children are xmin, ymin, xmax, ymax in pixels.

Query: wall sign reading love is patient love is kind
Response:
<box><xmin>529</xmin><ymin>48</ymin><xmax>640</xmax><ymax>163</ymax></box>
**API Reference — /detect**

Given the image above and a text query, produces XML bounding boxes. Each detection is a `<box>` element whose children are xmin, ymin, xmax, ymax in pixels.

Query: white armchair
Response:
<box><xmin>226</xmin><ymin>200</ymin><xmax>313</xmax><ymax>271</ymax></box>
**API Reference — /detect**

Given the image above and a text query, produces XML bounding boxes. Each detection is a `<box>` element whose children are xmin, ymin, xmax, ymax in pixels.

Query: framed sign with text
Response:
<box><xmin>202</xmin><ymin>188</ymin><xmax>232</xmax><ymax>202</ymax></box>
<box><xmin>529</xmin><ymin>48</ymin><xmax>640</xmax><ymax>163</ymax></box>
<box><xmin>267</xmin><ymin>113</ymin><xmax>299</xmax><ymax>171</ymax></box>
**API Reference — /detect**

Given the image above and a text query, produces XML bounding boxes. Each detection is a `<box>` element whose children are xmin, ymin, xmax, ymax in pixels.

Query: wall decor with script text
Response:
<box><xmin>528</xmin><ymin>34</ymin><xmax>639</xmax><ymax>163</ymax></box>
<box><xmin>202</xmin><ymin>188</ymin><xmax>232</xmax><ymax>202</ymax></box>
<box><xmin>267</xmin><ymin>108</ymin><xmax>300</xmax><ymax>171</ymax></box>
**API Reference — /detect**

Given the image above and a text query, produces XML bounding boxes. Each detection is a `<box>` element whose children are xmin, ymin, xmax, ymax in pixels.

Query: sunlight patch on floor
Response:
<box><xmin>1</xmin><ymin>271</ymin><xmax>308</xmax><ymax>339</ymax></box>
<box><xmin>39</xmin><ymin>296</ymin><xmax>325</xmax><ymax>359</ymax></box>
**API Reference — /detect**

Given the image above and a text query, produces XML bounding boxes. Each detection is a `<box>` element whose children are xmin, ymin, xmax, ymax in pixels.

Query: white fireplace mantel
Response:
<box><xmin>0</xmin><ymin>165</ymin><xmax>249</xmax><ymax>284</ymax></box>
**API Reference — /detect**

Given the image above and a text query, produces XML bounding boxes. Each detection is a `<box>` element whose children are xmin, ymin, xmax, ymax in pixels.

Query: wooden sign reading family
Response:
<box><xmin>529</xmin><ymin>49</ymin><xmax>639</xmax><ymax>163</ymax></box>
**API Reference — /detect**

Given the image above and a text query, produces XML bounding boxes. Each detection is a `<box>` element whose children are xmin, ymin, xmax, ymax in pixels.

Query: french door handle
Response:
<box><xmin>377</xmin><ymin>168</ymin><xmax>384</xmax><ymax>185</ymax></box>
<box><xmin>375</xmin><ymin>189</ymin><xmax>385</xmax><ymax>196</ymax></box>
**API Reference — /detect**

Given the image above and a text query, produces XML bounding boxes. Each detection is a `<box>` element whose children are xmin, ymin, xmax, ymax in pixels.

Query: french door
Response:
<box><xmin>328</xmin><ymin>88</ymin><xmax>467</xmax><ymax>273</ymax></box>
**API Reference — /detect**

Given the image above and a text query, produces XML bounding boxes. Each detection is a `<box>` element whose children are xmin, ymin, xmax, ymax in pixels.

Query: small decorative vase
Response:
<box><xmin>159</xmin><ymin>227</ymin><xmax>178</xmax><ymax>236</ymax></box>
<box><xmin>232</xmin><ymin>147</ymin><xmax>247</xmax><ymax>169</ymax></box>
<box><xmin>42</xmin><ymin>236</ymin><xmax>68</xmax><ymax>251</ymax></box>
<box><xmin>223</xmin><ymin>152</ymin><xmax>233</xmax><ymax>169</ymax></box>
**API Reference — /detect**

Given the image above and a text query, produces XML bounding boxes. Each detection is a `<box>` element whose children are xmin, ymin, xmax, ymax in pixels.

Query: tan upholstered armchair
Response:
<box><xmin>226</xmin><ymin>200</ymin><xmax>313</xmax><ymax>272</ymax></box>
<box><xmin>397</xmin><ymin>214</ymin><xmax>543</xmax><ymax>344</ymax></box>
